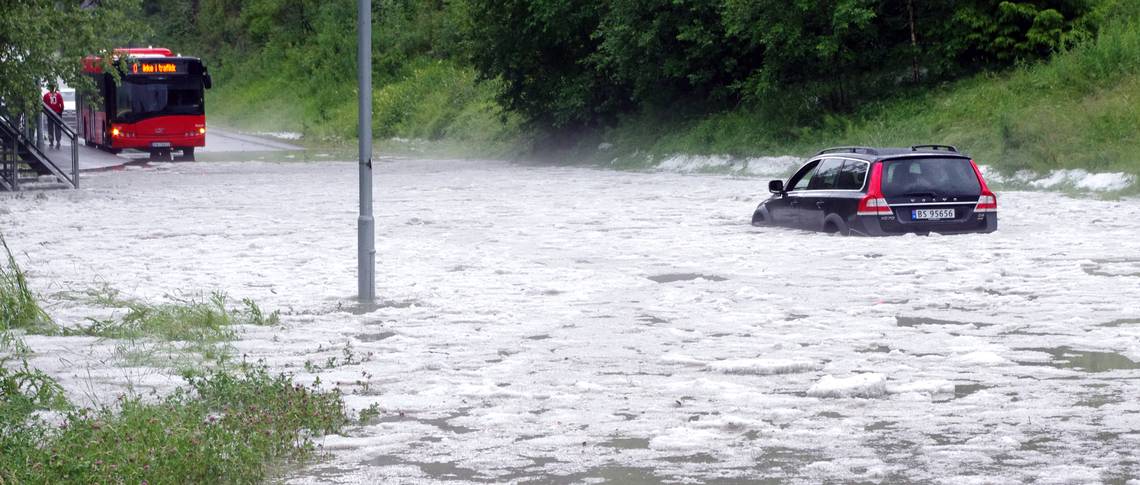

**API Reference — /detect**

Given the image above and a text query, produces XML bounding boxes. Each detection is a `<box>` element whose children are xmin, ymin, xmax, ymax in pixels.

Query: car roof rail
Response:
<box><xmin>816</xmin><ymin>146</ymin><xmax>879</xmax><ymax>156</ymax></box>
<box><xmin>911</xmin><ymin>144</ymin><xmax>958</xmax><ymax>152</ymax></box>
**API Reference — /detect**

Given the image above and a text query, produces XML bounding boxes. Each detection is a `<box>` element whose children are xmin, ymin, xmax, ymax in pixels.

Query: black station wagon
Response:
<box><xmin>751</xmin><ymin>145</ymin><xmax>997</xmax><ymax>236</ymax></box>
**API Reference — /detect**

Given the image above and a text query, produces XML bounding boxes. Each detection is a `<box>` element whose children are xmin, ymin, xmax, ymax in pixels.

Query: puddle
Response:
<box><xmin>525</xmin><ymin>467</ymin><xmax>666</xmax><ymax>485</ymax></box>
<box><xmin>356</xmin><ymin>331</ymin><xmax>396</xmax><ymax>342</ymax></box>
<box><xmin>375</xmin><ymin>409</ymin><xmax>476</xmax><ymax>434</ymax></box>
<box><xmin>600</xmin><ymin>437</ymin><xmax>650</xmax><ymax>450</ymax></box>
<box><xmin>896</xmin><ymin>315</ymin><xmax>991</xmax><ymax>328</ymax></box>
<box><xmin>647</xmin><ymin>273</ymin><xmax>728</xmax><ymax>283</ymax></box>
<box><xmin>362</xmin><ymin>455</ymin><xmax>488</xmax><ymax>482</ymax></box>
<box><xmin>865</xmin><ymin>421</ymin><xmax>894</xmax><ymax>432</ymax></box>
<box><xmin>1016</xmin><ymin>347</ymin><xmax>1140</xmax><ymax>373</ymax></box>
<box><xmin>954</xmin><ymin>383</ymin><xmax>990</xmax><ymax>399</ymax></box>
<box><xmin>659</xmin><ymin>453</ymin><xmax>719</xmax><ymax>464</ymax></box>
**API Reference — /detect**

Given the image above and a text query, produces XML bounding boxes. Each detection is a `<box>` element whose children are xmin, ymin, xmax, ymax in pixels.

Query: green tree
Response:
<box><xmin>0</xmin><ymin>0</ymin><xmax>146</xmax><ymax>115</ymax></box>
<box><xmin>723</xmin><ymin>0</ymin><xmax>881</xmax><ymax>112</ymax></box>
<box><xmin>592</xmin><ymin>0</ymin><xmax>757</xmax><ymax>114</ymax></box>
<box><xmin>463</xmin><ymin>0</ymin><xmax>628</xmax><ymax>132</ymax></box>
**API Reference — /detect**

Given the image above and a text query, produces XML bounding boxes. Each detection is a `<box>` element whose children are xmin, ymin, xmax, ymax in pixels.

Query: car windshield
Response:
<box><xmin>881</xmin><ymin>157</ymin><xmax>981</xmax><ymax>197</ymax></box>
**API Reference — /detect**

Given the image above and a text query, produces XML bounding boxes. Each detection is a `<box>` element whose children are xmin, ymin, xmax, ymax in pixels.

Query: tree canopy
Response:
<box><xmin>0</xmin><ymin>0</ymin><xmax>145</xmax><ymax>114</ymax></box>
<box><xmin>134</xmin><ymin>0</ymin><xmax>1099</xmax><ymax>135</ymax></box>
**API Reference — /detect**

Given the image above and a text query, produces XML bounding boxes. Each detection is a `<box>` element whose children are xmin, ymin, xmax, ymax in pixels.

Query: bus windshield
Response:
<box><xmin>115</xmin><ymin>78</ymin><xmax>203</xmax><ymax>123</ymax></box>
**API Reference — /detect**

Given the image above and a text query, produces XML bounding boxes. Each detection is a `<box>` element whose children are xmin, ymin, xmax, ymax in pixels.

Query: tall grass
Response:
<box><xmin>0</xmin><ymin>235</ymin><xmax>52</xmax><ymax>333</ymax></box>
<box><xmin>77</xmin><ymin>290</ymin><xmax>279</xmax><ymax>342</ymax></box>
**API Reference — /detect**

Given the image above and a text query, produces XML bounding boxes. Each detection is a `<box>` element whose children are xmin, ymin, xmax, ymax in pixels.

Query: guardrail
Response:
<box><xmin>0</xmin><ymin>103</ymin><xmax>78</xmax><ymax>190</ymax></box>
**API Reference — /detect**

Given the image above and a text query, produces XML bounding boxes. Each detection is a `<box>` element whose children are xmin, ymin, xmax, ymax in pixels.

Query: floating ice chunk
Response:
<box><xmin>689</xmin><ymin>415</ymin><xmax>774</xmax><ymax>433</ymax></box>
<box><xmin>656</xmin><ymin>154</ymin><xmax>801</xmax><ymax>176</ymax></box>
<box><xmin>1030</xmin><ymin>465</ymin><xmax>1102</xmax><ymax>484</ymax></box>
<box><xmin>648</xmin><ymin>427</ymin><xmax>721</xmax><ymax>451</ymax></box>
<box><xmin>740</xmin><ymin>156</ymin><xmax>804</xmax><ymax>176</ymax></box>
<box><xmin>808</xmin><ymin>373</ymin><xmax>887</xmax><ymax>398</ymax></box>
<box><xmin>661</xmin><ymin>353</ymin><xmax>707</xmax><ymax>367</ymax></box>
<box><xmin>707</xmin><ymin>358</ymin><xmax>820</xmax><ymax>375</ymax></box>
<box><xmin>886</xmin><ymin>379</ymin><xmax>954</xmax><ymax>395</ymax></box>
<box><xmin>574</xmin><ymin>381</ymin><xmax>606</xmax><ymax>392</ymax></box>
<box><xmin>657</xmin><ymin>154</ymin><xmax>735</xmax><ymax>173</ymax></box>
<box><xmin>954</xmin><ymin>351</ymin><xmax>1010</xmax><ymax>366</ymax></box>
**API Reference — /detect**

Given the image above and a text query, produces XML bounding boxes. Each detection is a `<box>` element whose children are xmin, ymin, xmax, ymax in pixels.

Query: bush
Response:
<box><xmin>0</xmin><ymin>361</ymin><xmax>346</xmax><ymax>485</ymax></box>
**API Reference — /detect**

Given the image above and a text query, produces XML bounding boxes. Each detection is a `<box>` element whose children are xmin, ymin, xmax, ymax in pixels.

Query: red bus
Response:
<box><xmin>81</xmin><ymin>48</ymin><xmax>212</xmax><ymax>160</ymax></box>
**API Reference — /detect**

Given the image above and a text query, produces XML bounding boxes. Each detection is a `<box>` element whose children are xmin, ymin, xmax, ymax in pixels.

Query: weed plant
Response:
<box><xmin>76</xmin><ymin>290</ymin><xmax>279</xmax><ymax>343</ymax></box>
<box><xmin>0</xmin><ymin>361</ymin><xmax>347</xmax><ymax>484</ymax></box>
<box><xmin>0</xmin><ymin>234</ymin><xmax>53</xmax><ymax>334</ymax></box>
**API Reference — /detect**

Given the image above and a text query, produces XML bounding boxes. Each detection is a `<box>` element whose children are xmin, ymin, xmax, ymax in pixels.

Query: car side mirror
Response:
<box><xmin>768</xmin><ymin>180</ymin><xmax>785</xmax><ymax>194</ymax></box>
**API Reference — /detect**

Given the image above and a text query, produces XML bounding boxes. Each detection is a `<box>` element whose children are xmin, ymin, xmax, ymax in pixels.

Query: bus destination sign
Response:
<box><xmin>130</xmin><ymin>62</ymin><xmax>182</xmax><ymax>75</ymax></box>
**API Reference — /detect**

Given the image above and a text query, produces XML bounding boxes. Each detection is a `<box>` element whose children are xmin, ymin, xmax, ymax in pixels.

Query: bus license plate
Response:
<box><xmin>913</xmin><ymin>208</ymin><xmax>955</xmax><ymax>220</ymax></box>
<box><xmin>151</xmin><ymin>142</ymin><xmax>171</xmax><ymax>148</ymax></box>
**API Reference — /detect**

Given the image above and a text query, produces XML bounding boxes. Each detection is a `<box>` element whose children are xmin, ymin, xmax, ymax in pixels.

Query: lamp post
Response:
<box><xmin>358</xmin><ymin>0</ymin><xmax>375</xmax><ymax>303</ymax></box>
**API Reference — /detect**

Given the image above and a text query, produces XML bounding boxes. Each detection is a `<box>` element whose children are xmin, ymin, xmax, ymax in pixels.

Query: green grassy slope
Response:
<box><xmin>206</xmin><ymin>59</ymin><xmax>523</xmax><ymax>157</ymax></box>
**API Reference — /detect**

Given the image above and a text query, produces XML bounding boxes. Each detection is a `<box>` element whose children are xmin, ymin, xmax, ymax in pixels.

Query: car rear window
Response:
<box><xmin>881</xmin><ymin>157</ymin><xmax>981</xmax><ymax>197</ymax></box>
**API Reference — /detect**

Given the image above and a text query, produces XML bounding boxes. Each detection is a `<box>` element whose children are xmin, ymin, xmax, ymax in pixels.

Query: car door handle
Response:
<box><xmin>815</xmin><ymin>201</ymin><xmax>825</xmax><ymax>209</ymax></box>
<box><xmin>789</xmin><ymin>200</ymin><xmax>800</xmax><ymax>206</ymax></box>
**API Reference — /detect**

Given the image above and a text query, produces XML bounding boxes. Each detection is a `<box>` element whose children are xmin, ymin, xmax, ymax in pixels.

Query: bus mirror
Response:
<box><xmin>203</xmin><ymin>73</ymin><xmax>213</xmax><ymax>90</ymax></box>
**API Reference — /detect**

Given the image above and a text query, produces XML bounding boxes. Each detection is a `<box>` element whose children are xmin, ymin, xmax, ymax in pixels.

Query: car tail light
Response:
<box><xmin>857</xmin><ymin>162</ymin><xmax>892</xmax><ymax>216</ymax></box>
<box><xmin>976</xmin><ymin>193</ymin><xmax>997</xmax><ymax>212</ymax></box>
<box><xmin>969</xmin><ymin>160</ymin><xmax>998</xmax><ymax>213</ymax></box>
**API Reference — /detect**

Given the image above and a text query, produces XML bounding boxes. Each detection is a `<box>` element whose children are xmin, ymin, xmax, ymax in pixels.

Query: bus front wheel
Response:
<box><xmin>175</xmin><ymin>147</ymin><xmax>195</xmax><ymax>162</ymax></box>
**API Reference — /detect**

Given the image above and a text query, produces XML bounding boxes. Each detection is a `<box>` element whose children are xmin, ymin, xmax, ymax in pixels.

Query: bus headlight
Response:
<box><xmin>111</xmin><ymin>127</ymin><xmax>121</xmax><ymax>137</ymax></box>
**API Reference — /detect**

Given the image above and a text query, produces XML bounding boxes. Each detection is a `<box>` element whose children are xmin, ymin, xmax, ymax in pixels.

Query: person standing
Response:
<box><xmin>42</xmin><ymin>83</ymin><xmax>65</xmax><ymax>149</ymax></box>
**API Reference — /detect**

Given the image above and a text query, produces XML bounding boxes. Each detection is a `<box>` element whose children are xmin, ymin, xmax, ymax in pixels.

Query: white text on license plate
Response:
<box><xmin>151</xmin><ymin>142</ymin><xmax>171</xmax><ymax>148</ymax></box>
<box><xmin>913</xmin><ymin>208</ymin><xmax>955</xmax><ymax>220</ymax></box>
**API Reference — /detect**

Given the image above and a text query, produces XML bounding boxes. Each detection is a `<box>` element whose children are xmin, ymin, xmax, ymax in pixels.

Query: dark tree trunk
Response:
<box><xmin>908</xmin><ymin>0</ymin><xmax>919</xmax><ymax>83</ymax></box>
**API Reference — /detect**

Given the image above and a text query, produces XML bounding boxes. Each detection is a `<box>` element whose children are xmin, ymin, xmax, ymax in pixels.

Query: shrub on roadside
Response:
<box><xmin>0</xmin><ymin>361</ymin><xmax>347</xmax><ymax>485</ymax></box>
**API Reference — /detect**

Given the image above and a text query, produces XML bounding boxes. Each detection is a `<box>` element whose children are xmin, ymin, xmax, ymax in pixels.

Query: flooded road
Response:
<box><xmin>3</xmin><ymin>159</ymin><xmax>1139</xmax><ymax>483</ymax></box>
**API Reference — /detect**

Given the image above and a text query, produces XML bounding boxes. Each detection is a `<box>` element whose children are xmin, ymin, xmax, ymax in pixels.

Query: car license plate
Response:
<box><xmin>913</xmin><ymin>208</ymin><xmax>955</xmax><ymax>220</ymax></box>
<box><xmin>151</xmin><ymin>142</ymin><xmax>171</xmax><ymax>148</ymax></box>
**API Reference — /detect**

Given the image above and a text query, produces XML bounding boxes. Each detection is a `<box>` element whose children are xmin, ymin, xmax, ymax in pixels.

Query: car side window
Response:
<box><xmin>835</xmin><ymin>160</ymin><xmax>868</xmax><ymax>190</ymax></box>
<box><xmin>786</xmin><ymin>161</ymin><xmax>819</xmax><ymax>191</ymax></box>
<box><xmin>807</xmin><ymin>158</ymin><xmax>844</xmax><ymax>190</ymax></box>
